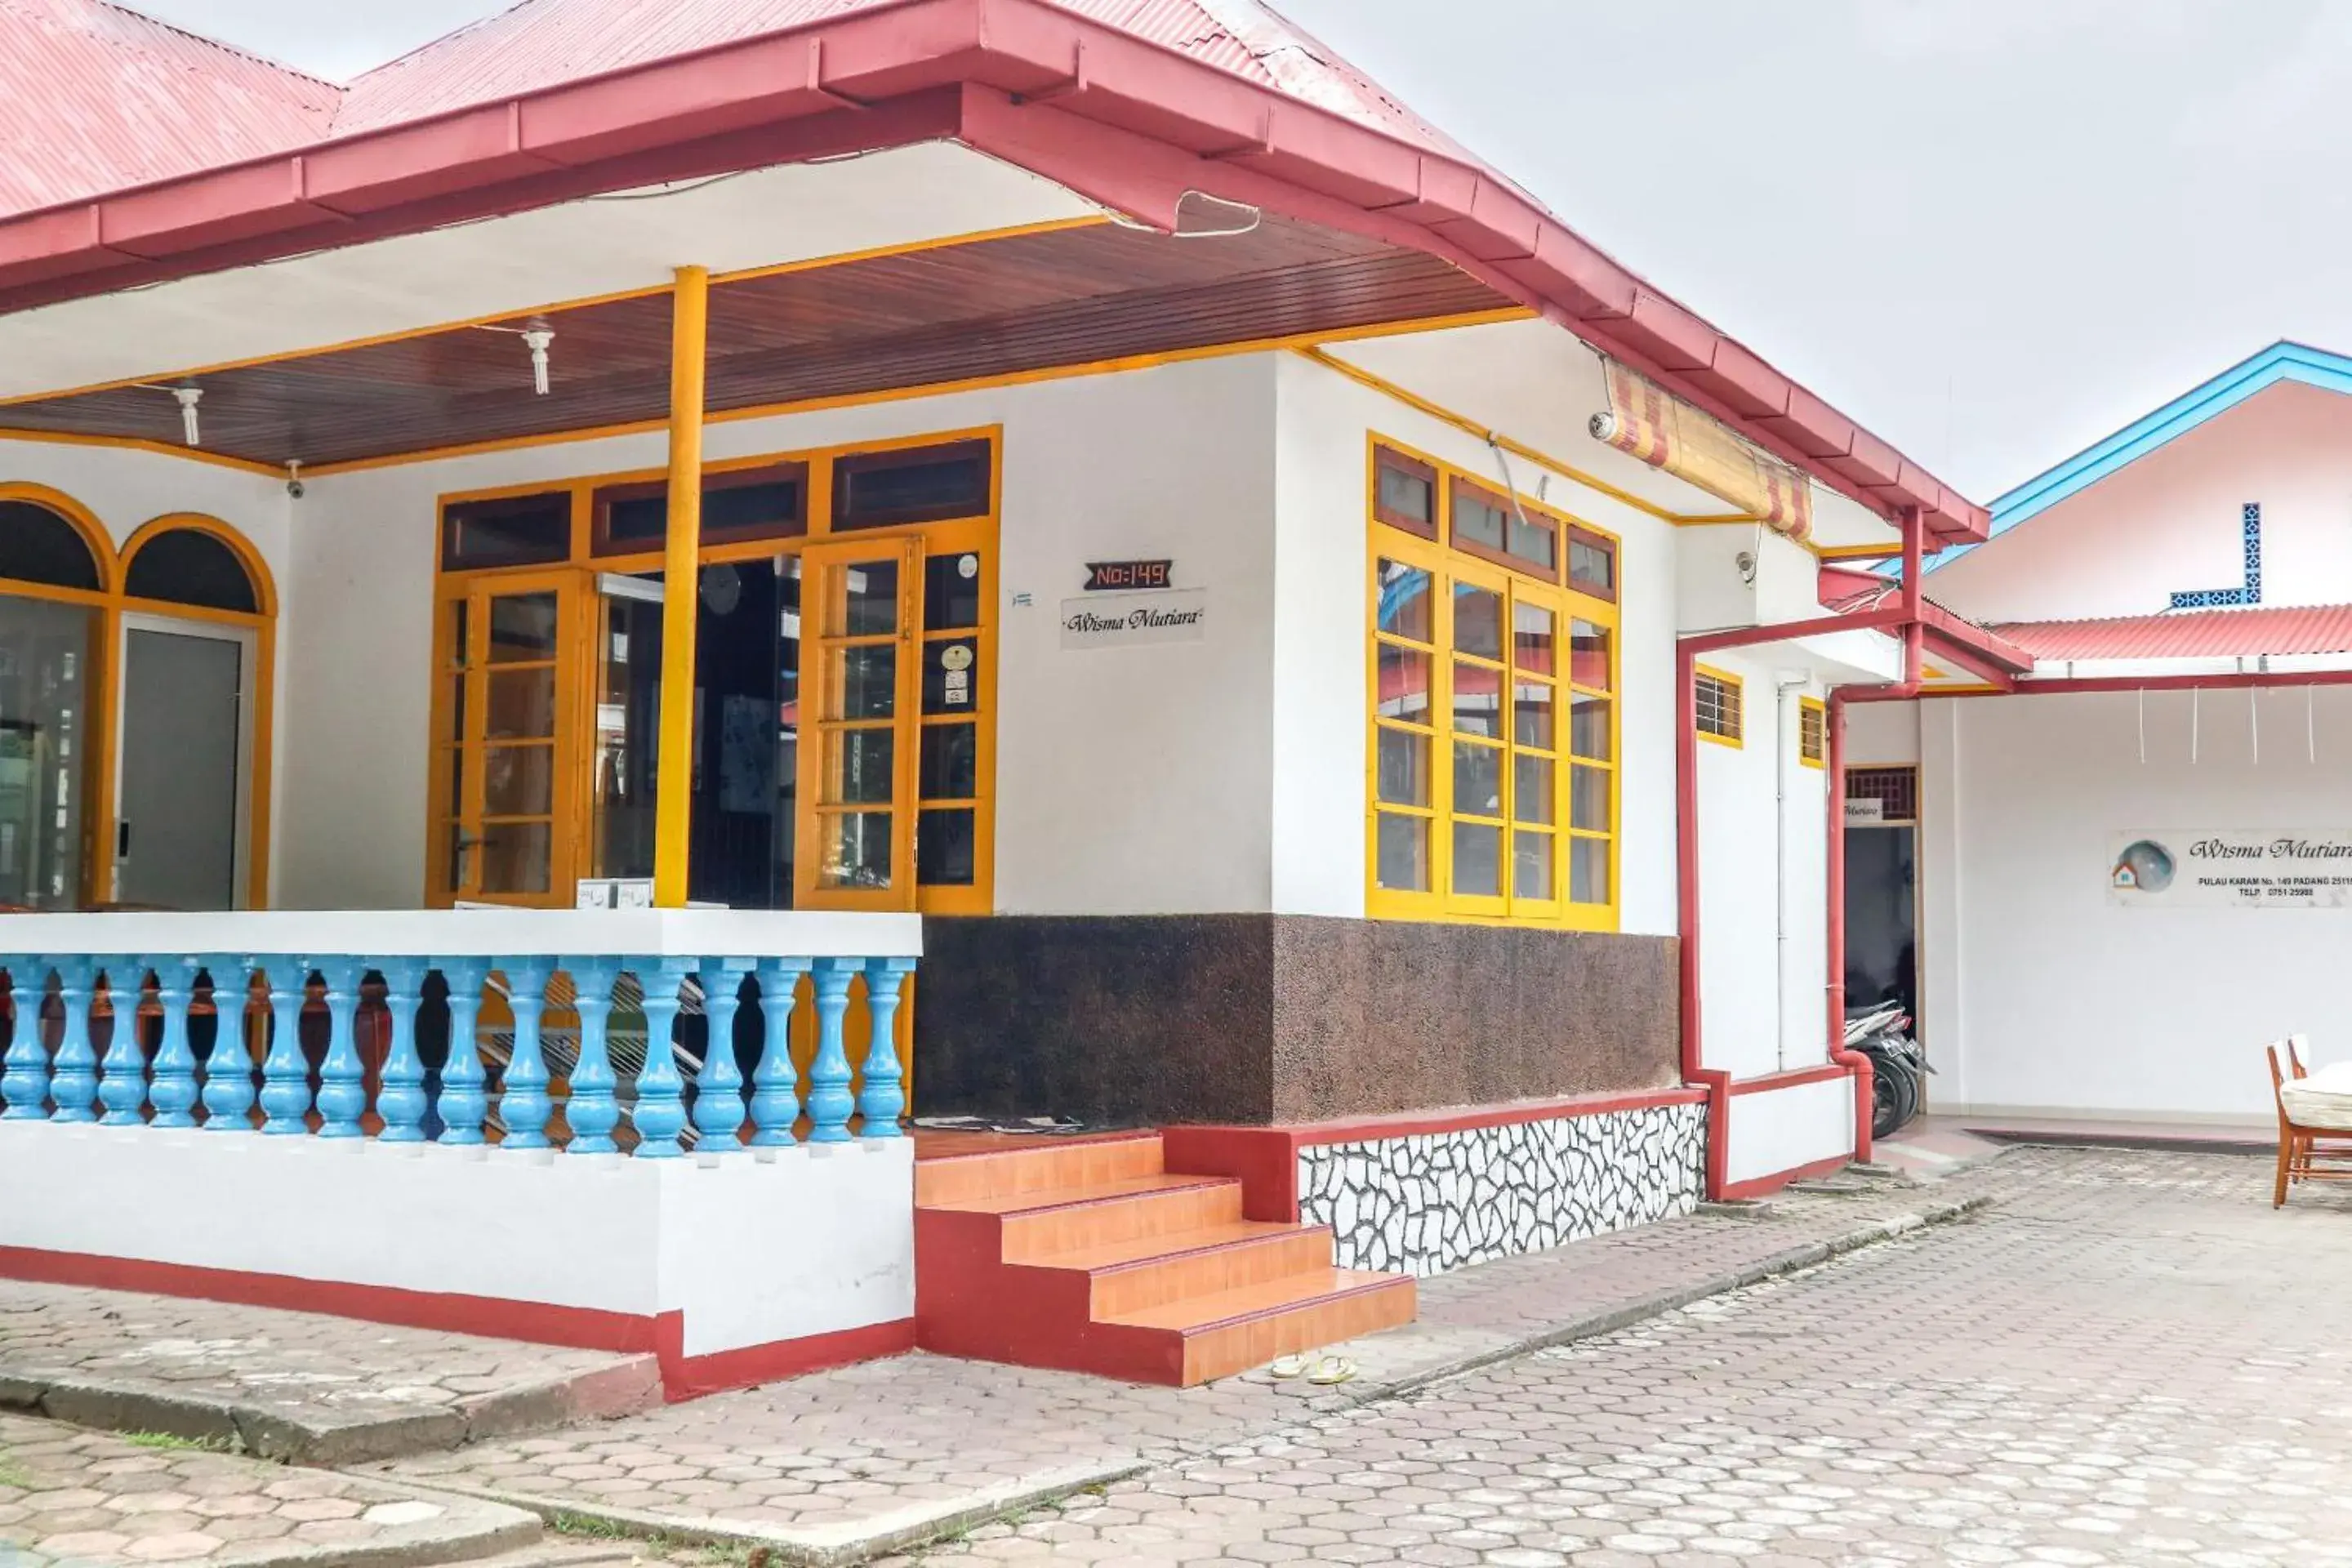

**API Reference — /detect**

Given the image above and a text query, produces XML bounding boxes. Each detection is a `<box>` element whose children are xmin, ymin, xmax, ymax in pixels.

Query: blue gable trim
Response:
<box><xmin>1927</xmin><ymin>341</ymin><xmax>2352</xmax><ymax>573</ymax></box>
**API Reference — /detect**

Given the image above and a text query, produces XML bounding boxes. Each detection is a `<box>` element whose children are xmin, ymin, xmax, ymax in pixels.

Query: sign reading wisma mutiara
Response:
<box><xmin>1062</xmin><ymin>560</ymin><xmax>1205</xmax><ymax>649</ymax></box>
<box><xmin>2109</xmin><ymin>831</ymin><xmax>2352</xmax><ymax>909</ymax></box>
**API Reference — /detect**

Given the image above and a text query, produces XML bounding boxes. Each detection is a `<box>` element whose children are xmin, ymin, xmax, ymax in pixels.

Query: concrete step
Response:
<box><xmin>0</xmin><ymin>1279</ymin><xmax>662</xmax><ymax>1464</ymax></box>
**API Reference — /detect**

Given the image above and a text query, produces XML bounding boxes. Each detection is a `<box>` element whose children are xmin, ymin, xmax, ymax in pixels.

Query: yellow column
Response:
<box><xmin>653</xmin><ymin>265</ymin><xmax>710</xmax><ymax>908</ymax></box>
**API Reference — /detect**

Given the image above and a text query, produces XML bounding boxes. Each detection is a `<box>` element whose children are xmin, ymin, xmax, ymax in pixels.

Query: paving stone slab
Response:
<box><xmin>0</xmin><ymin>1285</ymin><xmax>660</xmax><ymax>1465</ymax></box>
<box><xmin>0</xmin><ymin>1412</ymin><xmax>542</xmax><ymax>1567</ymax></box>
<box><xmin>368</xmin><ymin>1160</ymin><xmax>2016</xmax><ymax>1565</ymax></box>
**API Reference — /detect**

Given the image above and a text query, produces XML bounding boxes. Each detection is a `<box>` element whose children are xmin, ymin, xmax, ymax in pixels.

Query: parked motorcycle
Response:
<box><xmin>1845</xmin><ymin>1000</ymin><xmax>1931</xmax><ymax>1140</ymax></box>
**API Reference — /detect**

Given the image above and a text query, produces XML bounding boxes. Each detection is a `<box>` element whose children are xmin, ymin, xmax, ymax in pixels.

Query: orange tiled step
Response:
<box><xmin>1102</xmin><ymin>1269</ymin><xmax>1418</xmax><ymax>1387</ymax></box>
<box><xmin>913</xmin><ymin>1135</ymin><xmax>1416</xmax><ymax>1386</ymax></box>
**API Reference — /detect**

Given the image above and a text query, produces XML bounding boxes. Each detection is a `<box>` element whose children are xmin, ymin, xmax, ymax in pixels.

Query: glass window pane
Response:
<box><xmin>445</xmin><ymin>822</ymin><xmax>466</xmax><ymax>894</ymax></box>
<box><xmin>1451</xmin><ymin>661</ymin><xmax>1503</xmax><ymax>738</ymax></box>
<box><xmin>447</xmin><ymin>600</ymin><xmax>470</xmax><ymax>667</ymax></box>
<box><xmin>1572</xmin><ymin>619</ymin><xmax>1612</xmax><ymax>692</ymax></box>
<box><xmin>1455</xmin><ymin>490</ymin><xmax>1507</xmax><ymax>552</ymax></box>
<box><xmin>818</xmin><ymin>811</ymin><xmax>893</xmax><ymax>889</ymax></box>
<box><xmin>1377</xmin><ymin>729</ymin><xmax>1429</xmax><ymax>807</ymax></box>
<box><xmin>1374</xmin><ymin>561</ymin><xmax>1432</xmax><ymax>642</ymax></box>
<box><xmin>1451</xmin><ymin>822</ymin><xmax>1502</xmax><ymax>898</ymax></box>
<box><xmin>822</xmin><ymin>728</ymin><xmax>895</xmax><ymax>806</ymax></box>
<box><xmin>443</xmin><ymin>746</ymin><xmax>463</xmax><ymax>808</ymax></box>
<box><xmin>1379</xmin><ymin>646</ymin><xmax>1432</xmax><ymax>726</ymax></box>
<box><xmin>443</xmin><ymin>675</ymin><xmax>466</xmax><ymax>743</ymax></box>
<box><xmin>125</xmin><ymin>529</ymin><xmax>258</xmax><ymax>613</ymax></box>
<box><xmin>1454</xmin><ymin>741</ymin><xmax>1503</xmax><ymax>819</ymax></box>
<box><xmin>833</xmin><ymin>443</ymin><xmax>991</xmax><ymax>530</ymax></box>
<box><xmin>443</xmin><ymin>494</ymin><xmax>570</xmax><ymax>570</ymax></box>
<box><xmin>1512</xmin><ymin>602</ymin><xmax>1554</xmax><ymax>674</ymax></box>
<box><xmin>923</xmin><ymin>635</ymin><xmax>980</xmax><ymax>715</ymax></box>
<box><xmin>916</xmin><ymin>807</ymin><xmax>976</xmax><ymax>886</ymax></box>
<box><xmin>480</xmin><ymin>822</ymin><xmax>552</xmax><ymax>896</ymax></box>
<box><xmin>1513</xmin><ymin>831</ymin><xmax>1554</xmax><ymax>902</ymax></box>
<box><xmin>1571</xmin><ymin>694</ymin><xmax>1613</xmax><ymax>761</ymax></box>
<box><xmin>920</xmin><ymin>723</ymin><xmax>978</xmax><ymax>800</ymax></box>
<box><xmin>1512</xmin><ymin>755</ymin><xmax>1554</xmax><ymax>825</ymax></box>
<box><xmin>830</xmin><ymin>560</ymin><xmax>900</xmax><ymax>638</ymax></box>
<box><xmin>924</xmin><ymin>551</ymin><xmax>984</xmax><ymax>631</ymax></box>
<box><xmin>1571</xmin><ymin>836</ymin><xmax>1611</xmax><ymax>906</ymax></box>
<box><xmin>1452</xmin><ymin>583</ymin><xmax>1503</xmax><ymax>659</ymax></box>
<box><xmin>0</xmin><ymin>502</ymin><xmax>103</xmax><ymax>591</ymax></box>
<box><xmin>0</xmin><ymin>594</ymin><xmax>93</xmax><ymax>909</ymax></box>
<box><xmin>1376</xmin><ymin>813</ymin><xmax>1429</xmax><ymax>892</ymax></box>
<box><xmin>488</xmin><ymin>594</ymin><xmax>559</xmax><ymax>662</ymax></box>
<box><xmin>486</xmin><ymin>667</ymin><xmax>555</xmax><ymax>740</ymax></box>
<box><xmin>1572</xmin><ymin>766</ymin><xmax>1610</xmax><ymax>832</ymax></box>
<box><xmin>1570</xmin><ymin>535</ymin><xmax>1616</xmax><ymax>595</ymax></box>
<box><xmin>1513</xmin><ymin>678</ymin><xmax>1555</xmax><ymax>751</ymax></box>
<box><xmin>831</xmin><ymin>644</ymin><xmax>898</xmax><ymax>721</ymax></box>
<box><xmin>1376</xmin><ymin>463</ymin><xmax>1434</xmax><ymax>530</ymax></box>
<box><xmin>483</xmin><ymin>744</ymin><xmax>553</xmax><ymax>817</ymax></box>
<box><xmin>705</xmin><ymin>478</ymin><xmax>804</xmax><ymax>539</ymax></box>
<box><xmin>1508</xmin><ymin>511</ymin><xmax>1556</xmax><ymax>572</ymax></box>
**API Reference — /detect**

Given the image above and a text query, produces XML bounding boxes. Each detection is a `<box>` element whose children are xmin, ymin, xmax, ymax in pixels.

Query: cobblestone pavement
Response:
<box><xmin>0</xmin><ymin>1284</ymin><xmax>659</xmax><ymax>1464</ymax></box>
<box><xmin>866</xmin><ymin>1147</ymin><xmax>2352</xmax><ymax>1568</ymax></box>
<box><xmin>371</xmin><ymin>1160</ymin><xmax>2015</xmax><ymax>1559</ymax></box>
<box><xmin>0</xmin><ymin>1413</ymin><xmax>540</xmax><ymax>1566</ymax></box>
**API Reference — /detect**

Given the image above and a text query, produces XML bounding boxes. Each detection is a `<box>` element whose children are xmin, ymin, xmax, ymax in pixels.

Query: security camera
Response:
<box><xmin>285</xmin><ymin>461</ymin><xmax>305</xmax><ymax>500</ymax></box>
<box><xmin>286</xmin><ymin>478</ymin><xmax>306</xmax><ymax>499</ymax></box>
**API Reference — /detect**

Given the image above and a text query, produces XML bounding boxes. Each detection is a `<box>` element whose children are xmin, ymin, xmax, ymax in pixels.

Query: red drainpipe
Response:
<box><xmin>1674</xmin><ymin>586</ymin><xmax>1910</xmax><ymax>1196</ymax></box>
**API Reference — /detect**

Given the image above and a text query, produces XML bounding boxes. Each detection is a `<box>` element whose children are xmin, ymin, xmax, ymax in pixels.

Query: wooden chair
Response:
<box><xmin>2270</xmin><ymin>1036</ymin><xmax>2352</xmax><ymax>1206</ymax></box>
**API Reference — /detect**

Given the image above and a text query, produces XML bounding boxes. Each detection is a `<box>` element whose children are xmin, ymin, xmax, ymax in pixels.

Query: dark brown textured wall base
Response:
<box><xmin>912</xmin><ymin>915</ymin><xmax>1681</xmax><ymax>1128</ymax></box>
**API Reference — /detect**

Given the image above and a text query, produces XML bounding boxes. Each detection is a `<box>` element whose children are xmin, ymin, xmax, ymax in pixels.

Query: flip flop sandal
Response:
<box><xmin>1305</xmin><ymin>1355</ymin><xmax>1358</xmax><ymax>1386</ymax></box>
<box><xmin>1268</xmin><ymin>1353</ymin><xmax>1313</xmax><ymax>1379</ymax></box>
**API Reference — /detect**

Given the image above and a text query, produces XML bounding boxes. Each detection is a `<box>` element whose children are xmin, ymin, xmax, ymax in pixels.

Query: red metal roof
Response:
<box><xmin>1995</xmin><ymin>604</ymin><xmax>2352</xmax><ymax>663</ymax></box>
<box><xmin>0</xmin><ymin>0</ymin><xmax>1987</xmax><ymax>541</ymax></box>
<box><xmin>0</xmin><ymin>0</ymin><xmax>337</xmax><ymax>216</ymax></box>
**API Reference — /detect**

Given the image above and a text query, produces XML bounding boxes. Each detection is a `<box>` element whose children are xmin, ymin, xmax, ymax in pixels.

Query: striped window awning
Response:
<box><xmin>1592</xmin><ymin>360</ymin><xmax>1815</xmax><ymax>540</ymax></box>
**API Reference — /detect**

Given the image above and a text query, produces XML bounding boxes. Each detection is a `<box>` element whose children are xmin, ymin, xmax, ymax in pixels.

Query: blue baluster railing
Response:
<box><xmin>499</xmin><ymin>960</ymin><xmax>556</xmax><ymax>1150</ymax></box>
<box><xmin>631</xmin><ymin>960</ymin><xmax>692</xmax><ymax>1158</ymax></box>
<box><xmin>375</xmin><ymin>960</ymin><xmax>430</xmax><ymax>1143</ymax></box>
<box><xmin>201</xmin><ymin>957</ymin><xmax>256</xmax><ymax>1131</ymax></box>
<box><xmin>858</xmin><ymin>956</ymin><xmax>915</xmax><ymax>1139</ymax></box>
<box><xmin>146</xmin><ymin>956</ymin><xmax>201</xmax><ymax>1129</ymax></box>
<box><xmin>693</xmin><ymin>961</ymin><xmax>751</xmax><ymax>1150</ymax></box>
<box><xmin>96</xmin><ymin>963</ymin><xmax>149</xmax><ymax>1126</ymax></box>
<box><xmin>805</xmin><ymin>960</ymin><xmax>858</xmax><ymax>1144</ymax></box>
<box><xmin>258</xmin><ymin>960</ymin><xmax>314</xmax><ymax>1135</ymax></box>
<box><xmin>436</xmin><ymin>959</ymin><xmax>492</xmax><ymax>1146</ymax></box>
<box><xmin>0</xmin><ymin>915</ymin><xmax>920</xmax><ymax>1157</ymax></box>
<box><xmin>50</xmin><ymin>958</ymin><xmax>99</xmax><ymax>1125</ymax></box>
<box><xmin>314</xmin><ymin>959</ymin><xmax>368</xmax><ymax>1139</ymax></box>
<box><xmin>751</xmin><ymin>958</ymin><xmax>808</xmax><ymax>1147</ymax></box>
<box><xmin>1</xmin><ymin>962</ymin><xmax>48</xmax><ymax>1120</ymax></box>
<box><xmin>564</xmin><ymin>959</ymin><xmax>622</xmax><ymax>1155</ymax></box>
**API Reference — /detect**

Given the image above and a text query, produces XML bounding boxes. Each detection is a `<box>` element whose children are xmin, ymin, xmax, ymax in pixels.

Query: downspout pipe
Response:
<box><xmin>1676</xmin><ymin>600</ymin><xmax>1909</xmax><ymax>1195</ymax></box>
<box><xmin>1820</xmin><ymin>507</ymin><xmax>1928</xmax><ymax>1164</ymax></box>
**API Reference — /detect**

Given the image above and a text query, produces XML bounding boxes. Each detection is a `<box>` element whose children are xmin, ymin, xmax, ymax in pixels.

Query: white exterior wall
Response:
<box><xmin>0</xmin><ymin>1123</ymin><xmax>913</xmax><ymax>1356</ymax></box>
<box><xmin>1844</xmin><ymin>701</ymin><xmax>1920</xmax><ymax>768</ymax></box>
<box><xmin>1922</xmin><ymin>688</ymin><xmax>2352</xmax><ymax>1123</ymax></box>
<box><xmin>0</xmin><ymin>438</ymin><xmax>294</xmax><ymax>903</ymax></box>
<box><xmin>278</xmin><ymin>356</ymin><xmax>1279</xmax><ymax>913</ymax></box>
<box><xmin>1723</xmin><ymin>1078</ymin><xmax>1852</xmax><ymax>1187</ymax></box>
<box><xmin>1693</xmin><ymin>648</ymin><xmax>1833</xmax><ymax>1083</ymax></box>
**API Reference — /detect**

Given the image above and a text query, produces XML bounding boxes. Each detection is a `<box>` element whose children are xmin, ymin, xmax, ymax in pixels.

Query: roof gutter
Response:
<box><xmin>0</xmin><ymin>0</ymin><xmax>1984</xmax><ymax>542</ymax></box>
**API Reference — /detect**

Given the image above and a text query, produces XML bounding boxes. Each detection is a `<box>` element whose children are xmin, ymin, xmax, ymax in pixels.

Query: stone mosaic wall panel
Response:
<box><xmin>1298</xmin><ymin>1102</ymin><xmax>1704</xmax><ymax>1277</ymax></box>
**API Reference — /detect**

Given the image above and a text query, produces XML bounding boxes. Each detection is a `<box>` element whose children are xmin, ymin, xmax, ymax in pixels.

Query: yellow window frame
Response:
<box><xmin>1798</xmin><ymin>696</ymin><xmax>1827</xmax><ymax>769</ymax></box>
<box><xmin>1695</xmin><ymin>663</ymin><xmax>1744</xmax><ymax>749</ymax></box>
<box><xmin>1364</xmin><ymin>434</ymin><xmax>1619</xmax><ymax>932</ymax></box>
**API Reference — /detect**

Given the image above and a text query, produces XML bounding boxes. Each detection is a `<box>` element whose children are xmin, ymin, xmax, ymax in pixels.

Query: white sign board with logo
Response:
<box><xmin>1060</xmin><ymin>588</ymin><xmax>1208</xmax><ymax>650</ymax></box>
<box><xmin>2108</xmin><ymin>831</ymin><xmax>2352</xmax><ymax>909</ymax></box>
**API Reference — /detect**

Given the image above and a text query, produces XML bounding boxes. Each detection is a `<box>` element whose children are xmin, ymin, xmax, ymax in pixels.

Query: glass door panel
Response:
<box><xmin>795</xmin><ymin>540</ymin><xmax>919</xmax><ymax>910</ymax></box>
<box><xmin>0</xmin><ymin>592</ymin><xmax>96</xmax><ymax>909</ymax></box>
<box><xmin>436</xmin><ymin>573</ymin><xmax>577</xmax><ymax>906</ymax></box>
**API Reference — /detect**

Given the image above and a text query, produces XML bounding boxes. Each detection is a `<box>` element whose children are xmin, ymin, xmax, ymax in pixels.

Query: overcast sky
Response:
<box><xmin>129</xmin><ymin>0</ymin><xmax>2352</xmax><ymax>504</ymax></box>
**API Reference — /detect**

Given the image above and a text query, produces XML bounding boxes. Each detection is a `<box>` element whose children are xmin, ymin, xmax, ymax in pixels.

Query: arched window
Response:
<box><xmin>0</xmin><ymin>500</ymin><xmax>104</xmax><ymax>591</ymax></box>
<box><xmin>124</xmin><ymin>526</ymin><xmax>260</xmax><ymax>614</ymax></box>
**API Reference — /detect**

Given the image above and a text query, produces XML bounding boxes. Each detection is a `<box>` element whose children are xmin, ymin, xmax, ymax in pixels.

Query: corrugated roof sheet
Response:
<box><xmin>1</xmin><ymin>0</ymin><xmax>1473</xmax><ymax>215</ymax></box>
<box><xmin>0</xmin><ymin>0</ymin><xmax>337</xmax><ymax>216</ymax></box>
<box><xmin>1996</xmin><ymin>604</ymin><xmax>2352</xmax><ymax>662</ymax></box>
